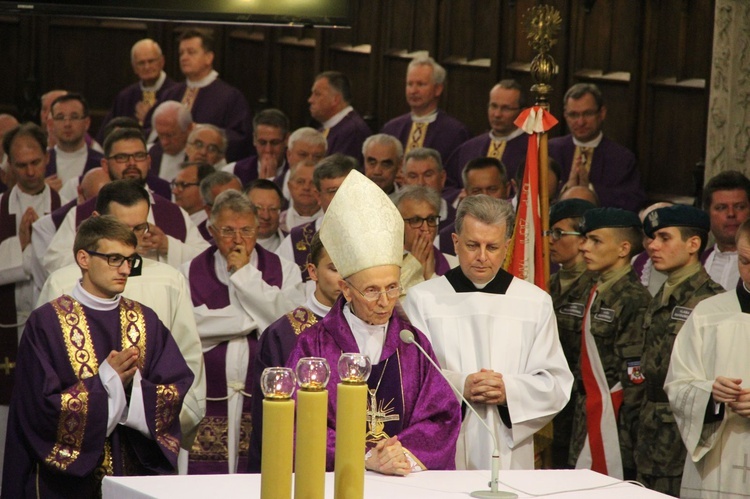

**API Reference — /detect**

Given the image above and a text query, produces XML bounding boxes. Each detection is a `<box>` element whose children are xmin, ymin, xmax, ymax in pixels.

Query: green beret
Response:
<box><xmin>580</xmin><ymin>207</ymin><xmax>641</xmax><ymax>235</ymax></box>
<box><xmin>643</xmin><ymin>204</ymin><xmax>710</xmax><ymax>238</ymax></box>
<box><xmin>550</xmin><ymin>199</ymin><xmax>596</xmax><ymax>226</ymax></box>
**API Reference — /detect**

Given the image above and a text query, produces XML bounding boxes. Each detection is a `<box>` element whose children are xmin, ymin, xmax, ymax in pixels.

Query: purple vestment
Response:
<box><xmin>2</xmin><ymin>295</ymin><xmax>192</xmax><ymax>497</ymax></box>
<box><xmin>322</xmin><ymin>110</ymin><xmax>372</xmax><ymax>166</ymax></box>
<box><xmin>381</xmin><ymin>109</ymin><xmax>471</xmax><ymax>164</ymax></box>
<box><xmin>433</xmin><ymin>246</ymin><xmax>451</xmax><ymax>276</ymax></box>
<box><xmin>288</xmin><ymin>220</ymin><xmax>317</xmax><ymax>282</ymax></box>
<box><xmin>548</xmin><ymin>135</ymin><xmax>647</xmax><ymax>213</ymax></box>
<box><xmin>445</xmin><ymin>132</ymin><xmax>529</xmax><ymax>189</ymax></box>
<box><xmin>45</xmin><ymin>147</ymin><xmax>104</xmax><ymax>179</ymax></box>
<box><xmin>246</xmin><ymin>306</ymin><xmax>322</xmax><ymax>472</ymax></box>
<box><xmin>438</xmin><ymin>221</ymin><xmax>456</xmax><ymax>256</ymax></box>
<box><xmin>156</xmin><ymin>79</ymin><xmax>253</xmax><ymax>162</ymax></box>
<box><xmin>286</xmin><ymin>297</ymin><xmax>461</xmax><ymax>471</ymax></box>
<box><xmin>96</xmin><ymin>77</ymin><xmax>178</xmax><ymax>142</ymax></box>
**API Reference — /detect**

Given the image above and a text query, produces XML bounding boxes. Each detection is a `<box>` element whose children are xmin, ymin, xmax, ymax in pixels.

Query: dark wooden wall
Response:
<box><xmin>0</xmin><ymin>0</ymin><xmax>714</xmax><ymax>200</ymax></box>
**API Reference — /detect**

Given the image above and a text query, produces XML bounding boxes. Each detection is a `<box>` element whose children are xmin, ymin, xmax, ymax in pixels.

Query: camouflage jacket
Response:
<box><xmin>635</xmin><ymin>268</ymin><xmax>724</xmax><ymax>476</ymax></box>
<box><xmin>568</xmin><ymin>269</ymin><xmax>650</xmax><ymax>470</ymax></box>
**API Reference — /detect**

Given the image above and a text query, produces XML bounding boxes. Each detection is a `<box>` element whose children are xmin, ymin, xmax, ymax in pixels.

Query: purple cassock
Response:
<box><xmin>381</xmin><ymin>109</ymin><xmax>471</xmax><ymax>165</ymax></box>
<box><xmin>322</xmin><ymin>110</ymin><xmax>372</xmax><ymax>166</ymax></box>
<box><xmin>548</xmin><ymin>135</ymin><xmax>647</xmax><ymax>213</ymax></box>
<box><xmin>287</xmin><ymin>220</ymin><xmax>317</xmax><ymax>282</ymax></box>
<box><xmin>445</xmin><ymin>132</ymin><xmax>529</xmax><ymax>189</ymax></box>
<box><xmin>228</xmin><ymin>156</ymin><xmax>288</xmax><ymax>197</ymax></box>
<box><xmin>45</xmin><ymin>147</ymin><xmax>104</xmax><ymax>178</ymax></box>
<box><xmin>186</xmin><ymin>245</ymin><xmax>283</xmax><ymax>474</ymax></box>
<box><xmin>286</xmin><ymin>297</ymin><xmax>461</xmax><ymax>471</ymax></box>
<box><xmin>1</xmin><ymin>295</ymin><xmax>193</xmax><ymax>497</ymax></box>
<box><xmin>246</xmin><ymin>306</ymin><xmax>322</xmax><ymax>472</ymax></box>
<box><xmin>157</xmin><ymin>80</ymin><xmax>253</xmax><ymax>162</ymax></box>
<box><xmin>96</xmin><ymin>77</ymin><xmax>178</xmax><ymax>142</ymax></box>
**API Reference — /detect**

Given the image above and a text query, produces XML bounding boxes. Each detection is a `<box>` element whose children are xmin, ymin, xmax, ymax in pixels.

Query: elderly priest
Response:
<box><xmin>286</xmin><ymin>170</ymin><xmax>461</xmax><ymax>475</ymax></box>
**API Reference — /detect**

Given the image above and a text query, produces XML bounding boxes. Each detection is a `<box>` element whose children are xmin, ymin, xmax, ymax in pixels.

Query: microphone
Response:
<box><xmin>399</xmin><ymin>330</ymin><xmax>517</xmax><ymax>499</ymax></box>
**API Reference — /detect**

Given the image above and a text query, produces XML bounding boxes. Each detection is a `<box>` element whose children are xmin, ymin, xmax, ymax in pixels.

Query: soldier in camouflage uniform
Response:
<box><xmin>567</xmin><ymin>208</ymin><xmax>650</xmax><ymax>479</ymax></box>
<box><xmin>636</xmin><ymin>204</ymin><xmax>725</xmax><ymax>496</ymax></box>
<box><xmin>546</xmin><ymin>199</ymin><xmax>598</xmax><ymax>468</ymax></box>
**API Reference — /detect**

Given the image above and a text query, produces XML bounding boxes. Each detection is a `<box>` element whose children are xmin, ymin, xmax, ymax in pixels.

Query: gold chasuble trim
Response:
<box><xmin>44</xmin><ymin>382</ymin><xmax>89</xmax><ymax>471</ymax></box>
<box><xmin>155</xmin><ymin>384</ymin><xmax>182</xmax><ymax>455</ymax></box>
<box><xmin>487</xmin><ymin>140</ymin><xmax>507</xmax><ymax>160</ymax></box>
<box><xmin>406</xmin><ymin>122</ymin><xmax>428</xmax><ymax>152</ymax></box>
<box><xmin>286</xmin><ymin>307</ymin><xmax>318</xmax><ymax>336</ymax></box>
<box><xmin>120</xmin><ymin>298</ymin><xmax>147</xmax><ymax>371</ymax></box>
<box><xmin>53</xmin><ymin>295</ymin><xmax>99</xmax><ymax>380</ymax></box>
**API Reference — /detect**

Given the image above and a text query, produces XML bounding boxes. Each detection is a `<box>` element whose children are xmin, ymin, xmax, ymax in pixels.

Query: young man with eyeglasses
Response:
<box><xmin>287</xmin><ymin>170</ymin><xmax>461</xmax><ymax>475</ymax></box>
<box><xmin>181</xmin><ymin>189</ymin><xmax>302</xmax><ymax>474</ymax></box>
<box><xmin>45</xmin><ymin>93</ymin><xmax>104</xmax><ymax>197</ymax></box>
<box><xmin>544</xmin><ymin>199</ymin><xmax>597</xmax><ymax>468</ymax></box>
<box><xmin>549</xmin><ymin>83</ymin><xmax>646</xmax><ymax>213</ymax></box>
<box><xmin>3</xmin><ymin>215</ymin><xmax>194</xmax><ymax>496</ymax></box>
<box><xmin>404</xmin><ymin>195</ymin><xmax>573</xmax><ymax>471</ymax></box>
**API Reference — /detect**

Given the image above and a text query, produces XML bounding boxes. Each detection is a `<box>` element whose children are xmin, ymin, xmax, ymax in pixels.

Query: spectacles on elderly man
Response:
<box><xmin>215</xmin><ymin>226</ymin><xmax>257</xmax><ymax>240</ymax></box>
<box><xmin>346</xmin><ymin>281</ymin><xmax>402</xmax><ymax>302</ymax></box>
<box><xmin>189</xmin><ymin>140</ymin><xmax>222</xmax><ymax>155</ymax></box>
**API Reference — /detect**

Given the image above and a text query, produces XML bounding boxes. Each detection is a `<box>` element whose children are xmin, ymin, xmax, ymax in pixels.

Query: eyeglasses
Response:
<box><xmin>189</xmin><ymin>140</ymin><xmax>222</xmax><ymax>155</ymax></box>
<box><xmin>403</xmin><ymin>215</ymin><xmax>440</xmax><ymax>228</ymax></box>
<box><xmin>216</xmin><ymin>226</ymin><xmax>257</xmax><ymax>240</ymax></box>
<box><xmin>170</xmin><ymin>180</ymin><xmax>200</xmax><ymax>191</ymax></box>
<box><xmin>564</xmin><ymin>110</ymin><xmax>600</xmax><ymax>120</ymax></box>
<box><xmin>132</xmin><ymin>222</ymin><xmax>150</xmax><ymax>235</ymax></box>
<box><xmin>544</xmin><ymin>228</ymin><xmax>582</xmax><ymax>241</ymax></box>
<box><xmin>108</xmin><ymin>152</ymin><xmax>148</xmax><ymax>163</ymax></box>
<box><xmin>51</xmin><ymin>114</ymin><xmax>88</xmax><ymax>122</ymax></box>
<box><xmin>85</xmin><ymin>249</ymin><xmax>141</xmax><ymax>268</ymax></box>
<box><xmin>346</xmin><ymin>281</ymin><xmax>402</xmax><ymax>302</ymax></box>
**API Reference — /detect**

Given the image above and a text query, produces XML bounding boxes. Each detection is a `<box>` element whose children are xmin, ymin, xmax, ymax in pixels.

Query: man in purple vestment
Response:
<box><xmin>275</xmin><ymin>127</ymin><xmax>328</xmax><ymax>202</ymax></box>
<box><xmin>401</xmin><ymin>147</ymin><xmax>457</xmax><ymax>233</ymax></box>
<box><xmin>172</xmin><ymin>162</ymin><xmax>215</xmax><ymax>232</ymax></box>
<box><xmin>181</xmin><ymin>190</ymin><xmax>302</xmax><ymax>474</ymax></box>
<box><xmin>445</xmin><ymin>80</ymin><xmax>528</xmax><ymax>189</ymax></box>
<box><xmin>363</xmin><ymin>133</ymin><xmax>403</xmax><ymax>198</ymax></box>
<box><xmin>225</xmin><ymin>109</ymin><xmax>290</xmax><ymax>188</ymax></box>
<box><xmin>309</xmin><ymin>71</ymin><xmax>371</xmax><ymax>164</ymax></box>
<box><xmin>247</xmin><ymin>232</ymin><xmax>340</xmax><ymax>471</ymax></box>
<box><xmin>550</xmin><ymin>83</ymin><xmax>646</xmax><ymax>213</ymax></box>
<box><xmin>149</xmin><ymin>101</ymin><xmax>193</xmax><ymax>182</ymax></box>
<box><xmin>245</xmin><ymin>179</ymin><xmax>286</xmax><ymax>252</ymax></box>
<box><xmin>287</xmin><ymin>170</ymin><xmax>460</xmax><ymax>474</ymax></box>
<box><xmin>153</xmin><ymin>28</ymin><xmax>252</xmax><ymax>162</ymax></box>
<box><xmin>381</xmin><ymin>56</ymin><xmax>470</xmax><ymax>167</ymax></box>
<box><xmin>186</xmin><ymin>124</ymin><xmax>227</xmax><ymax>169</ymax></box>
<box><xmin>197</xmin><ymin>171</ymin><xmax>243</xmax><ymax>241</ymax></box>
<box><xmin>97</xmin><ymin>39</ymin><xmax>177</xmax><ymax>142</ymax></box>
<box><xmin>2</xmin><ymin>216</ymin><xmax>193</xmax><ymax>497</ymax></box>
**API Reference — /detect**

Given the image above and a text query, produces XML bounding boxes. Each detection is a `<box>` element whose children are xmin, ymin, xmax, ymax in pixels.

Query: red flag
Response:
<box><xmin>504</xmin><ymin>107</ymin><xmax>558</xmax><ymax>291</ymax></box>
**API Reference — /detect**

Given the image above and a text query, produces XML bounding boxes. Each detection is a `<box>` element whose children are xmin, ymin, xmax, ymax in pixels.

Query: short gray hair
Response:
<box><xmin>288</xmin><ymin>127</ymin><xmax>327</xmax><ymax>152</ymax></box>
<box><xmin>564</xmin><ymin>83</ymin><xmax>603</xmax><ymax>110</ymax></box>
<box><xmin>408</xmin><ymin>55</ymin><xmax>446</xmax><ymax>85</ymax></box>
<box><xmin>403</xmin><ymin>147</ymin><xmax>443</xmax><ymax>174</ymax></box>
<box><xmin>394</xmin><ymin>185</ymin><xmax>440</xmax><ymax>214</ymax></box>
<box><xmin>362</xmin><ymin>133</ymin><xmax>403</xmax><ymax>159</ymax></box>
<box><xmin>152</xmin><ymin>101</ymin><xmax>193</xmax><ymax>131</ymax></box>
<box><xmin>455</xmin><ymin>195</ymin><xmax>515</xmax><ymax>239</ymax></box>
<box><xmin>313</xmin><ymin>154</ymin><xmax>358</xmax><ymax>191</ymax></box>
<box><xmin>209</xmin><ymin>189</ymin><xmax>257</xmax><ymax>227</ymax></box>
<box><xmin>200</xmin><ymin>171</ymin><xmax>241</xmax><ymax>205</ymax></box>
<box><xmin>189</xmin><ymin>123</ymin><xmax>227</xmax><ymax>153</ymax></box>
<box><xmin>130</xmin><ymin>38</ymin><xmax>162</xmax><ymax>63</ymax></box>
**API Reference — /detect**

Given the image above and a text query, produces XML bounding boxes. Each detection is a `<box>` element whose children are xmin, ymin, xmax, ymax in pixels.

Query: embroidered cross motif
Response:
<box><xmin>0</xmin><ymin>357</ymin><xmax>15</xmax><ymax>375</ymax></box>
<box><xmin>406</xmin><ymin>122</ymin><xmax>427</xmax><ymax>152</ymax></box>
<box><xmin>733</xmin><ymin>453</ymin><xmax>750</xmax><ymax>484</ymax></box>
<box><xmin>365</xmin><ymin>389</ymin><xmax>400</xmax><ymax>443</ymax></box>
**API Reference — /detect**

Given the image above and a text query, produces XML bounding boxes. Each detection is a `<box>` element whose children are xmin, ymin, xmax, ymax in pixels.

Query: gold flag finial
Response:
<box><xmin>524</xmin><ymin>5</ymin><xmax>562</xmax><ymax>107</ymax></box>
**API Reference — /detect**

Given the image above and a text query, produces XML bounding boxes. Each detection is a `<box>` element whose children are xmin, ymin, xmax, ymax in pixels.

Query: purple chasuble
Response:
<box><xmin>439</xmin><ymin>198</ymin><xmax>457</xmax><ymax>233</ymax></box>
<box><xmin>288</xmin><ymin>220</ymin><xmax>317</xmax><ymax>282</ymax></box>
<box><xmin>197</xmin><ymin>219</ymin><xmax>212</xmax><ymax>242</ymax></box>
<box><xmin>186</xmin><ymin>245</ymin><xmax>283</xmax><ymax>474</ymax></box>
<box><xmin>433</xmin><ymin>246</ymin><xmax>451</xmax><ymax>276</ymax></box>
<box><xmin>1</xmin><ymin>295</ymin><xmax>192</xmax><ymax>497</ymax></box>
<box><xmin>445</xmin><ymin>132</ymin><xmax>529</xmax><ymax>189</ymax></box>
<box><xmin>438</xmin><ymin>221</ymin><xmax>457</xmax><ymax>256</ymax></box>
<box><xmin>45</xmin><ymin>147</ymin><xmax>104</xmax><ymax>178</ymax></box>
<box><xmin>286</xmin><ymin>296</ymin><xmax>461</xmax><ymax>471</ymax></box>
<box><xmin>548</xmin><ymin>135</ymin><xmax>647</xmax><ymax>213</ymax></box>
<box><xmin>0</xmin><ymin>190</ymin><xmax>60</xmax><ymax>403</ymax></box>
<box><xmin>246</xmin><ymin>306</ymin><xmax>322</xmax><ymax>472</ymax></box>
<box><xmin>322</xmin><ymin>110</ymin><xmax>372</xmax><ymax>166</ymax></box>
<box><xmin>381</xmin><ymin>109</ymin><xmax>471</xmax><ymax>165</ymax></box>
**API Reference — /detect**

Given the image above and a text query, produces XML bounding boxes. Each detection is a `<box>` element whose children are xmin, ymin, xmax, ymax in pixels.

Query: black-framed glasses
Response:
<box><xmin>85</xmin><ymin>250</ymin><xmax>141</xmax><ymax>268</ymax></box>
<box><xmin>189</xmin><ymin>140</ymin><xmax>222</xmax><ymax>155</ymax></box>
<box><xmin>108</xmin><ymin>152</ymin><xmax>148</xmax><ymax>163</ymax></box>
<box><xmin>170</xmin><ymin>180</ymin><xmax>200</xmax><ymax>191</ymax></box>
<box><xmin>132</xmin><ymin>222</ymin><xmax>150</xmax><ymax>235</ymax></box>
<box><xmin>403</xmin><ymin>215</ymin><xmax>440</xmax><ymax>228</ymax></box>
<box><xmin>544</xmin><ymin>228</ymin><xmax>582</xmax><ymax>241</ymax></box>
<box><xmin>346</xmin><ymin>281</ymin><xmax>402</xmax><ymax>302</ymax></box>
<box><xmin>216</xmin><ymin>226</ymin><xmax>257</xmax><ymax>240</ymax></box>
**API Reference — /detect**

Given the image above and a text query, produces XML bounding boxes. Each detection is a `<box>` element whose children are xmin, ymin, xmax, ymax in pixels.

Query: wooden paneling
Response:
<box><xmin>0</xmin><ymin>16</ymin><xmax>22</xmax><ymax>117</ymax></box>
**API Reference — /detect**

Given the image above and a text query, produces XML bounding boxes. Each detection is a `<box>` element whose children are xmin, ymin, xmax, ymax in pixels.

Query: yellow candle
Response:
<box><xmin>334</xmin><ymin>382</ymin><xmax>367</xmax><ymax>499</ymax></box>
<box><xmin>261</xmin><ymin>398</ymin><xmax>294</xmax><ymax>499</ymax></box>
<box><xmin>294</xmin><ymin>389</ymin><xmax>328</xmax><ymax>499</ymax></box>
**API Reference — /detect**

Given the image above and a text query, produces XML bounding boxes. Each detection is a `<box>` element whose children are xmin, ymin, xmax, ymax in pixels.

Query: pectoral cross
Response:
<box><xmin>365</xmin><ymin>390</ymin><xmax>400</xmax><ymax>442</ymax></box>
<box><xmin>733</xmin><ymin>453</ymin><xmax>750</xmax><ymax>484</ymax></box>
<box><xmin>0</xmin><ymin>357</ymin><xmax>15</xmax><ymax>375</ymax></box>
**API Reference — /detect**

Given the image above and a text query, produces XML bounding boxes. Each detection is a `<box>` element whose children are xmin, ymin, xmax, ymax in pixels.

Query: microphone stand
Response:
<box><xmin>400</xmin><ymin>330</ymin><xmax>518</xmax><ymax>499</ymax></box>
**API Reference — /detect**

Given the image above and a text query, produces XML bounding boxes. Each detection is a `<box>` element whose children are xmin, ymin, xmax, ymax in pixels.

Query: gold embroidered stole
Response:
<box><xmin>321</xmin><ymin>128</ymin><xmax>330</xmax><ymax>138</ymax></box>
<box><xmin>406</xmin><ymin>122</ymin><xmax>428</xmax><ymax>152</ymax></box>
<box><xmin>181</xmin><ymin>87</ymin><xmax>199</xmax><ymax>111</ymax></box>
<box><xmin>573</xmin><ymin>145</ymin><xmax>594</xmax><ymax>173</ymax></box>
<box><xmin>487</xmin><ymin>140</ymin><xmax>507</xmax><ymax>160</ymax></box>
<box><xmin>285</xmin><ymin>307</ymin><xmax>318</xmax><ymax>335</ymax></box>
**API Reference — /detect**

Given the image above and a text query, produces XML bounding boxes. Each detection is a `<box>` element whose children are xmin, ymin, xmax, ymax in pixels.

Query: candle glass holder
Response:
<box><xmin>337</xmin><ymin>353</ymin><xmax>371</xmax><ymax>384</ymax></box>
<box><xmin>296</xmin><ymin>357</ymin><xmax>331</xmax><ymax>391</ymax></box>
<box><xmin>261</xmin><ymin>367</ymin><xmax>296</xmax><ymax>399</ymax></box>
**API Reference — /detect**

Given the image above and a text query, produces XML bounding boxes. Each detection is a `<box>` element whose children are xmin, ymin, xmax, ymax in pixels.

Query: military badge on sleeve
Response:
<box><xmin>627</xmin><ymin>360</ymin><xmax>645</xmax><ymax>384</ymax></box>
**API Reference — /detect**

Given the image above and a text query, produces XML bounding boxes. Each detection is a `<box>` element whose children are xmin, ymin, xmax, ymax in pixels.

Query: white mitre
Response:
<box><xmin>320</xmin><ymin>169</ymin><xmax>404</xmax><ymax>278</ymax></box>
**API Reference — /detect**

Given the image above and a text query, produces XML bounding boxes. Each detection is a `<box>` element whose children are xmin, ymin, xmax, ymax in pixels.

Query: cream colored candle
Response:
<box><xmin>333</xmin><ymin>382</ymin><xmax>368</xmax><ymax>499</ymax></box>
<box><xmin>261</xmin><ymin>399</ymin><xmax>295</xmax><ymax>499</ymax></box>
<box><xmin>294</xmin><ymin>389</ymin><xmax>328</xmax><ymax>499</ymax></box>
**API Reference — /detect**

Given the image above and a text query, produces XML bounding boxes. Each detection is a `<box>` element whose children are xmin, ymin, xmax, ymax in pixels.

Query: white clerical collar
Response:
<box><xmin>72</xmin><ymin>280</ymin><xmax>121</xmax><ymax>311</ymax></box>
<box><xmin>744</xmin><ymin>282</ymin><xmax>750</xmax><ymax>294</ymax></box>
<box><xmin>54</xmin><ymin>143</ymin><xmax>87</xmax><ymax>157</ymax></box>
<box><xmin>305</xmin><ymin>293</ymin><xmax>331</xmax><ymax>318</ymax></box>
<box><xmin>141</xmin><ymin>71</ymin><xmax>167</xmax><ymax>92</ymax></box>
<box><xmin>322</xmin><ymin>105</ymin><xmax>353</xmax><ymax>130</ymax></box>
<box><xmin>713</xmin><ymin>244</ymin><xmax>737</xmax><ymax>257</ymax></box>
<box><xmin>343</xmin><ymin>301</ymin><xmax>387</xmax><ymax>364</ymax></box>
<box><xmin>410</xmin><ymin>109</ymin><xmax>438</xmax><ymax>124</ymax></box>
<box><xmin>186</xmin><ymin>69</ymin><xmax>219</xmax><ymax>89</ymax></box>
<box><xmin>214</xmin><ymin>247</ymin><xmax>258</xmax><ymax>284</ymax></box>
<box><xmin>572</xmin><ymin>132</ymin><xmax>603</xmax><ymax>148</ymax></box>
<box><xmin>471</xmin><ymin>278</ymin><xmax>493</xmax><ymax>290</ymax></box>
<box><xmin>489</xmin><ymin>127</ymin><xmax>525</xmax><ymax>142</ymax></box>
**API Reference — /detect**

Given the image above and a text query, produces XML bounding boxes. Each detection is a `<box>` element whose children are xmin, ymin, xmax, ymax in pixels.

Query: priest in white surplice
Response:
<box><xmin>664</xmin><ymin>218</ymin><xmax>750</xmax><ymax>498</ymax></box>
<box><xmin>403</xmin><ymin>195</ymin><xmax>573</xmax><ymax>470</ymax></box>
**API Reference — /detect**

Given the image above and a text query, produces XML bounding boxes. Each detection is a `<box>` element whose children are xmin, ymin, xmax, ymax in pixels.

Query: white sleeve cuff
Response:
<box><xmin>98</xmin><ymin>360</ymin><xmax>127</xmax><ymax>437</ymax></box>
<box><xmin>121</xmin><ymin>370</ymin><xmax>151</xmax><ymax>438</ymax></box>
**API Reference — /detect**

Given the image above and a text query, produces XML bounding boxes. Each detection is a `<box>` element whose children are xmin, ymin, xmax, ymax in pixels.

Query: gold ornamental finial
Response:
<box><xmin>524</xmin><ymin>5</ymin><xmax>562</xmax><ymax>107</ymax></box>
